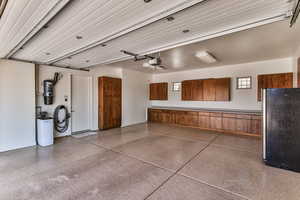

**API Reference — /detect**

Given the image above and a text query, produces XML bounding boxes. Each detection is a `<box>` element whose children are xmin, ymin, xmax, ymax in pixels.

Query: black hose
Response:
<box><xmin>54</xmin><ymin>105</ymin><xmax>70</xmax><ymax>133</ymax></box>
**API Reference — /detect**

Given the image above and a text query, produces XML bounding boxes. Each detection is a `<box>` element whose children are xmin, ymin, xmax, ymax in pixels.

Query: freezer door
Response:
<box><xmin>265</xmin><ymin>88</ymin><xmax>300</xmax><ymax>172</ymax></box>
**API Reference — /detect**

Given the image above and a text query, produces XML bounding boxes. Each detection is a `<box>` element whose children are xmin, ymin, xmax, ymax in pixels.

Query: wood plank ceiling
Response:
<box><xmin>0</xmin><ymin>0</ymin><xmax>295</xmax><ymax>69</ymax></box>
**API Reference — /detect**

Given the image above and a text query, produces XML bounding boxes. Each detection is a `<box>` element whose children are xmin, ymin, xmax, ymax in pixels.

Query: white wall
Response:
<box><xmin>0</xmin><ymin>59</ymin><xmax>36</xmax><ymax>152</ymax></box>
<box><xmin>293</xmin><ymin>46</ymin><xmax>300</xmax><ymax>87</ymax></box>
<box><xmin>151</xmin><ymin>58</ymin><xmax>293</xmax><ymax>111</ymax></box>
<box><xmin>122</xmin><ymin>69</ymin><xmax>151</xmax><ymax>127</ymax></box>
<box><xmin>89</xmin><ymin>65</ymin><xmax>123</xmax><ymax>130</ymax></box>
<box><xmin>37</xmin><ymin>65</ymin><xmax>91</xmax><ymax>137</ymax></box>
<box><xmin>39</xmin><ymin>64</ymin><xmax>150</xmax><ymax>133</ymax></box>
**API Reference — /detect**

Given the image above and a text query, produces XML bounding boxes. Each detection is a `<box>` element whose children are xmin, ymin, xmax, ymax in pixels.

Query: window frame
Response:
<box><xmin>236</xmin><ymin>76</ymin><xmax>252</xmax><ymax>89</ymax></box>
<box><xmin>172</xmin><ymin>82</ymin><xmax>181</xmax><ymax>92</ymax></box>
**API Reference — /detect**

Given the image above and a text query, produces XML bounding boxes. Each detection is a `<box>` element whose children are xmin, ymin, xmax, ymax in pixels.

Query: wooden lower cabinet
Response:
<box><xmin>148</xmin><ymin>108</ymin><xmax>262</xmax><ymax>137</ymax></box>
<box><xmin>209</xmin><ymin>113</ymin><xmax>222</xmax><ymax>130</ymax></box>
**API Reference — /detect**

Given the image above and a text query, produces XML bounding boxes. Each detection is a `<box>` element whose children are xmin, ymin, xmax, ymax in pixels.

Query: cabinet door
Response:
<box><xmin>185</xmin><ymin>112</ymin><xmax>199</xmax><ymax>126</ymax></box>
<box><xmin>251</xmin><ymin>116</ymin><xmax>262</xmax><ymax>135</ymax></box>
<box><xmin>257</xmin><ymin>73</ymin><xmax>293</xmax><ymax>101</ymax></box>
<box><xmin>203</xmin><ymin>79</ymin><xmax>216</xmax><ymax>101</ymax></box>
<box><xmin>161</xmin><ymin>111</ymin><xmax>172</xmax><ymax>123</ymax></box>
<box><xmin>158</xmin><ymin>83</ymin><xmax>168</xmax><ymax>100</ymax></box>
<box><xmin>150</xmin><ymin>83</ymin><xmax>168</xmax><ymax>100</ymax></box>
<box><xmin>149</xmin><ymin>84</ymin><xmax>157</xmax><ymax>100</ymax></box>
<box><xmin>236</xmin><ymin>119</ymin><xmax>251</xmax><ymax>133</ymax></box>
<box><xmin>222</xmin><ymin>114</ymin><xmax>236</xmax><ymax>132</ymax></box>
<box><xmin>192</xmin><ymin>80</ymin><xmax>203</xmax><ymax>100</ymax></box>
<box><xmin>215</xmin><ymin>78</ymin><xmax>230</xmax><ymax>101</ymax></box>
<box><xmin>199</xmin><ymin>115</ymin><xmax>210</xmax><ymax>129</ymax></box>
<box><xmin>182</xmin><ymin>80</ymin><xmax>192</xmax><ymax>100</ymax></box>
<box><xmin>209</xmin><ymin>113</ymin><xmax>222</xmax><ymax>130</ymax></box>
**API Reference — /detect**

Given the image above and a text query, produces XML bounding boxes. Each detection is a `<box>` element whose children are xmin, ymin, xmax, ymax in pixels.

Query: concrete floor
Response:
<box><xmin>1</xmin><ymin>123</ymin><xmax>300</xmax><ymax>200</ymax></box>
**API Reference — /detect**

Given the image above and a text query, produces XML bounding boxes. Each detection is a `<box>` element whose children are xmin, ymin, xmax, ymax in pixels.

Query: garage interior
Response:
<box><xmin>1</xmin><ymin>0</ymin><xmax>300</xmax><ymax>199</ymax></box>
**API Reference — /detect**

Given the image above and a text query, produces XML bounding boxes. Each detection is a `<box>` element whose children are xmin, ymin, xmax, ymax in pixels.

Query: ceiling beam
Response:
<box><xmin>0</xmin><ymin>0</ymin><xmax>7</xmax><ymax>18</ymax></box>
<box><xmin>91</xmin><ymin>14</ymin><xmax>289</xmax><ymax>66</ymax></box>
<box><xmin>5</xmin><ymin>0</ymin><xmax>71</xmax><ymax>58</ymax></box>
<box><xmin>46</xmin><ymin>0</ymin><xmax>206</xmax><ymax>65</ymax></box>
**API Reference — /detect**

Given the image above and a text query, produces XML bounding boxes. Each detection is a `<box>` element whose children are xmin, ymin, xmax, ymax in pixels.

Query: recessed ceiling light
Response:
<box><xmin>195</xmin><ymin>51</ymin><xmax>217</xmax><ymax>64</ymax></box>
<box><xmin>166</xmin><ymin>16</ymin><xmax>175</xmax><ymax>21</ymax></box>
<box><xmin>76</xmin><ymin>36</ymin><xmax>83</xmax><ymax>40</ymax></box>
<box><xmin>182</xmin><ymin>29</ymin><xmax>190</xmax><ymax>33</ymax></box>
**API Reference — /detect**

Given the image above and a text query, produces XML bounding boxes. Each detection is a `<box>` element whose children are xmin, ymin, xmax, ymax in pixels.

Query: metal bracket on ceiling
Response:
<box><xmin>290</xmin><ymin>0</ymin><xmax>300</xmax><ymax>27</ymax></box>
<box><xmin>120</xmin><ymin>50</ymin><xmax>154</xmax><ymax>62</ymax></box>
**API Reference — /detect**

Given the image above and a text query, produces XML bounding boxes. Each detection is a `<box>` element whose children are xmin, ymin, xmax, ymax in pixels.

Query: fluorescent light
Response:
<box><xmin>195</xmin><ymin>51</ymin><xmax>217</xmax><ymax>63</ymax></box>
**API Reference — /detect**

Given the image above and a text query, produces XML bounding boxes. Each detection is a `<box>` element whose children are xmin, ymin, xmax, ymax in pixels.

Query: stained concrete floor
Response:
<box><xmin>1</xmin><ymin>123</ymin><xmax>300</xmax><ymax>200</ymax></box>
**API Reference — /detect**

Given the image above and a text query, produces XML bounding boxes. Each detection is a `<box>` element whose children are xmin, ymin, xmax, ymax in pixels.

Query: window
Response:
<box><xmin>172</xmin><ymin>82</ymin><xmax>181</xmax><ymax>91</ymax></box>
<box><xmin>237</xmin><ymin>77</ymin><xmax>251</xmax><ymax>89</ymax></box>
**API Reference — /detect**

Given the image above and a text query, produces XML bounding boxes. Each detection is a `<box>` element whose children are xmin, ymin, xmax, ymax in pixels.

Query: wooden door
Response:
<box><xmin>215</xmin><ymin>78</ymin><xmax>230</xmax><ymax>101</ymax></box>
<box><xmin>203</xmin><ymin>79</ymin><xmax>216</xmax><ymax>101</ymax></box>
<box><xmin>99</xmin><ymin>77</ymin><xmax>122</xmax><ymax>130</ymax></box>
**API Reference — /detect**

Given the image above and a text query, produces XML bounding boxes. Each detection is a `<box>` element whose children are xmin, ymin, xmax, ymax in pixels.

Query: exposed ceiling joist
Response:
<box><xmin>0</xmin><ymin>0</ymin><xmax>71</xmax><ymax>58</ymax></box>
<box><xmin>50</xmin><ymin>0</ymin><xmax>294</xmax><ymax>68</ymax></box>
<box><xmin>0</xmin><ymin>0</ymin><xmax>8</xmax><ymax>18</ymax></box>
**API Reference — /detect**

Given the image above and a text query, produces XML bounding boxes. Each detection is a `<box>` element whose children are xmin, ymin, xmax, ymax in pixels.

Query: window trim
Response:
<box><xmin>236</xmin><ymin>76</ymin><xmax>252</xmax><ymax>89</ymax></box>
<box><xmin>172</xmin><ymin>82</ymin><xmax>181</xmax><ymax>92</ymax></box>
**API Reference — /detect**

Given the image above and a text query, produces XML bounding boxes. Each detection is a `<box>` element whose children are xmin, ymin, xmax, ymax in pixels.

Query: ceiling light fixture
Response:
<box><xmin>195</xmin><ymin>51</ymin><xmax>217</xmax><ymax>64</ymax></box>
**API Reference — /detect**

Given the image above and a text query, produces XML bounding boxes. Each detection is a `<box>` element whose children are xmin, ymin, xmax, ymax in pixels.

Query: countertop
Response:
<box><xmin>149</xmin><ymin>106</ymin><xmax>262</xmax><ymax>115</ymax></box>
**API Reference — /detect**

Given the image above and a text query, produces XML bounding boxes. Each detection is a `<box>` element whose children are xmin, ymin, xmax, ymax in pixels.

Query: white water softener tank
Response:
<box><xmin>37</xmin><ymin>118</ymin><xmax>54</xmax><ymax>146</ymax></box>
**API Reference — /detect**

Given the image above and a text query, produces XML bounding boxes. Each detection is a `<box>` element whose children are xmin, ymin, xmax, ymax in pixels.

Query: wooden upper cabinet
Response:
<box><xmin>203</xmin><ymin>79</ymin><xmax>216</xmax><ymax>101</ymax></box>
<box><xmin>215</xmin><ymin>78</ymin><xmax>230</xmax><ymax>101</ymax></box>
<box><xmin>182</xmin><ymin>80</ymin><xmax>193</xmax><ymax>100</ymax></box>
<box><xmin>182</xmin><ymin>80</ymin><xmax>203</xmax><ymax>101</ymax></box>
<box><xmin>192</xmin><ymin>80</ymin><xmax>203</xmax><ymax>100</ymax></box>
<box><xmin>182</xmin><ymin>78</ymin><xmax>231</xmax><ymax>101</ymax></box>
<box><xmin>257</xmin><ymin>72</ymin><xmax>293</xmax><ymax>101</ymax></box>
<box><xmin>149</xmin><ymin>82</ymin><xmax>168</xmax><ymax>100</ymax></box>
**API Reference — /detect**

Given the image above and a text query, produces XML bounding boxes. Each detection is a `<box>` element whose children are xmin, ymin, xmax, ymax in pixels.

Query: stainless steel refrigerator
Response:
<box><xmin>263</xmin><ymin>88</ymin><xmax>300</xmax><ymax>172</ymax></box>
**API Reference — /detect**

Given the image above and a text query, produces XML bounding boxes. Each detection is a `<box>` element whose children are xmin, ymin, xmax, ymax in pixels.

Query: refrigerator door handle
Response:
<box><xmin>263</xmin><ymin>89</ymin><xmax>267</xmax><ymax>160</ymax></box>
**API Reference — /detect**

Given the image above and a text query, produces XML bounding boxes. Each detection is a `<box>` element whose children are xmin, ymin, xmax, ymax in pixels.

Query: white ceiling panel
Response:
<box><xmin>12</xmin><ymin>0</ymin><xmax>205</xmax><ymax>63</ymax></box>
<box><xmin>0</xmin><ymin>0</ymin><xmax>70</xmax><ymax>58</ymax></box>
<box><xmin>51</xmin><ymin>0</ymin><xmax>294</xmax><ymax>68</ymax></box>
